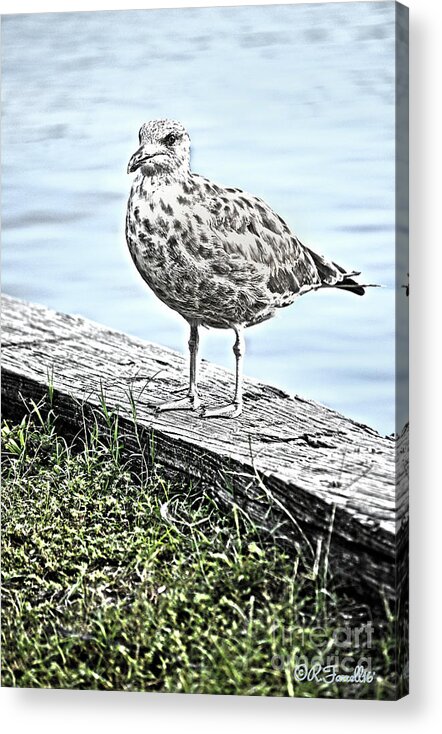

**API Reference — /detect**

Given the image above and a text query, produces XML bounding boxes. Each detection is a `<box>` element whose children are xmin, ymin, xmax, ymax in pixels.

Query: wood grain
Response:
<box><xmin>1</xmin><ymin>294</ymin><xmax>408</xmax><ymax>603</ymax></box>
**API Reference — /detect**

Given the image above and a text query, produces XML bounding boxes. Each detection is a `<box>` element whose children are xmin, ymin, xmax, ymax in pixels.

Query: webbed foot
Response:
<box><xmin>155</xmin><ymin>394</ymin><xmax>201</xmax><ymax>413</ymax></box>
<box><xmin>200</xmin><ymin>402</ymin><xmax>242</xmax><ymax>419</ymax></box>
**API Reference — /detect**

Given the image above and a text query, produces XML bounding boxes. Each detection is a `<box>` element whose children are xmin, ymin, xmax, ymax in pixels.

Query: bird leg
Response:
<box><xmin>202</xmin><ymin>327</ymin><xmax>244</xmax><ymax>419</ymax></box>
<box><xmin>156</xmin><ymin>322</ymin><xmax>201</xmax><ymax>413</ymax></box>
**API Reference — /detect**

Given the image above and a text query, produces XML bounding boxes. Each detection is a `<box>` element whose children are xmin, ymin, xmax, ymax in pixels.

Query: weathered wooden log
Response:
<box><xmin>1</xmin><ymin>294</ymin><xmax>408</xmax><ymax>604</ymax></box>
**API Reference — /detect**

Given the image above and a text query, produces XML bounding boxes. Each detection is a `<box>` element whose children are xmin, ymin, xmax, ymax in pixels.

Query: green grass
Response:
<box><xmin>1</xmin><ymin>398</ymin><xmax>401</xmax><ymax>697</ymax></box>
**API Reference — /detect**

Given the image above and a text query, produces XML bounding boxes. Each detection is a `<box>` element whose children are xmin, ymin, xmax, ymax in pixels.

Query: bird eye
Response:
<box><xmin>163</xmin><ymin>132</ymin><xmax>178</xmax><ymax>146</ymax></box>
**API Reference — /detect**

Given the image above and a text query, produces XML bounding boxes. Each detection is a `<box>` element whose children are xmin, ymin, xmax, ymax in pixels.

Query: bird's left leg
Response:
<box><xmin>202</xmin><ymin>326</ymin><xmax>244</xmax><ymax>419</ymax></box>
<box><xmin>156</xmin><ymin>321</ymin><xmax>202</xmax><ymax>413</ymax></box>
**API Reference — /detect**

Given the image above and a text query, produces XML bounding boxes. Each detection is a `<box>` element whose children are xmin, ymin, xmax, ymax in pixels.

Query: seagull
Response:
<box><xmin>126</xmin><ymin>119</ymin><xmax>369</xmax><ymax>418</ymax></box>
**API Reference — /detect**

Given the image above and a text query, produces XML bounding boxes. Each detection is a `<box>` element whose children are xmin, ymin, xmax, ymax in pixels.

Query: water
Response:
<box><xmin>1</xmin><ymin>2</ymin><xmax>405</xmax><ymax>435</ymax></box>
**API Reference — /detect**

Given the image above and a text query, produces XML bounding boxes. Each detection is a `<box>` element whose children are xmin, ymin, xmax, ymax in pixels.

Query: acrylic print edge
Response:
<box><xmin>394</xmin><ymin>0</ymin><xmax>410</xmax><ymax>700</ymax></box>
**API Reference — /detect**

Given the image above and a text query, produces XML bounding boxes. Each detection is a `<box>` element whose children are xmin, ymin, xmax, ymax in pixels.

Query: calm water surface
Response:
<box><xmin>1</xmin><ymin>3</ymin><xmax>406</xmax><ymax>434</ymax></box>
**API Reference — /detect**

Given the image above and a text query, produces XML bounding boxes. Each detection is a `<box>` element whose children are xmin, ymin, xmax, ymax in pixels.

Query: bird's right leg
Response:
<box><xmin>201</xmin><ymin>326</ymin><xmax>244</xmax><ymax>418</ymax></box>
<box><xmin>156</xmin><ymin>322</ymin><xmax>201</xmax><ymax>413</ymax></box>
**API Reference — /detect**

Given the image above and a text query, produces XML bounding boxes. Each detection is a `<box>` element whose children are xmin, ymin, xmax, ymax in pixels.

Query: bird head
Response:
<box><xmin>127</xmin><ymin>119</ymin><xmax>190</xmax><ymax>178</ymax></box>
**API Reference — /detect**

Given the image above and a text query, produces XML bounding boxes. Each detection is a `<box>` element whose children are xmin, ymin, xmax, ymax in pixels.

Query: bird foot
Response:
<box><xmin>155</xmin><ymin>394</ymin><xmax>201</xmax><ymax>413</ymax></box>
<box><xmin>201</xmin><ymin>402</ymin><xmax>243</xmax><ymax>419</ymax></box>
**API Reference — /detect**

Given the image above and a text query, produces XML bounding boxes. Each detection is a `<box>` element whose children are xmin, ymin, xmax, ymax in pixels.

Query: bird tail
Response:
<box><xmin>304</xmin><ymin>246</ymin><xmax>380</xmax><ymax>297</ymax></box>
<box><xmin>332</xmin><ymin>262</ymin><xmax>382</xmax><ymax>296</ymax></box>
<box><xmin>334</xmin><ymin>275</ymin><xmax>366</xmax><ymax>296</ymax></box>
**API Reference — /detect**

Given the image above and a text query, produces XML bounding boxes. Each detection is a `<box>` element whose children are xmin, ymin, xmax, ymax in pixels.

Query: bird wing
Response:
<box><xmin>190</xmin><ymin>175</ymin><xmax>346</xmax><ymax>298</ymax></box>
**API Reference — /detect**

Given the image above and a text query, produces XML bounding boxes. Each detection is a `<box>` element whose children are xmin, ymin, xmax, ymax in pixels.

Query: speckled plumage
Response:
<box><xmin>126</xmin><ymin>119</ymin><xmax>366</xmax><ymax>417</ymax></box>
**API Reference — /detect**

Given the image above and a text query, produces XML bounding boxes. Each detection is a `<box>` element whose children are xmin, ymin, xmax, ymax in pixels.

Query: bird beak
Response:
<box><xmin>127</xmin><ymin>143</ymin><xmax>161</xmax><ymax>173</ymax></box>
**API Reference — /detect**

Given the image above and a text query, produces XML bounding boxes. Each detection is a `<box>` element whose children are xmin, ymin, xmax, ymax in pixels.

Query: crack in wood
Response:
<box><xmin>2</xmin><ymin>335</ymin><xmax>73</xmax><ymax>349</ymax></box>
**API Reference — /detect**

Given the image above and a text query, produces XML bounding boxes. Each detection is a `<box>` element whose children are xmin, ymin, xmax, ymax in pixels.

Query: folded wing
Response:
<box><xmin>192</xmin><ymin>175</ymin><xmax>365</xmax><ymax>299</ymax></box>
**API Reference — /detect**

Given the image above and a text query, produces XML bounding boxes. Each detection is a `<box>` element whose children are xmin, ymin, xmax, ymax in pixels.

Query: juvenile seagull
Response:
<box><xmin>126</xmin><ymin>119</ymin><xmax>367</xmax><ymax>418</ymax></box>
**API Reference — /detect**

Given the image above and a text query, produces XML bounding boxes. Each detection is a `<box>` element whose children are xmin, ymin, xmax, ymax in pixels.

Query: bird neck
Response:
<box><xmin>139</xmin><ymin>166</ymin><xmax>191</xmax><ymax>192</ymax></box>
